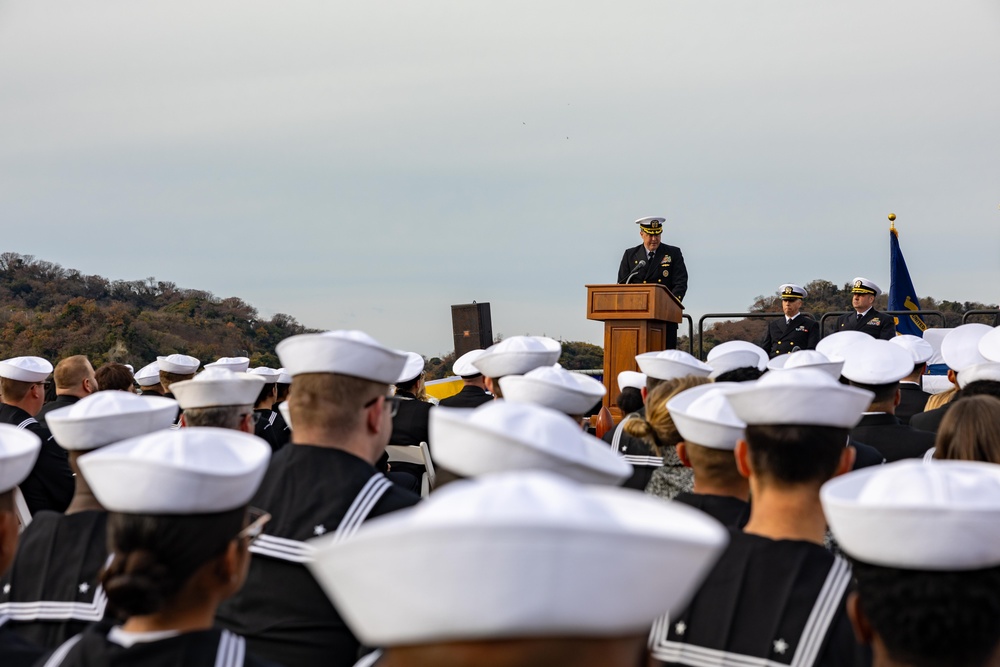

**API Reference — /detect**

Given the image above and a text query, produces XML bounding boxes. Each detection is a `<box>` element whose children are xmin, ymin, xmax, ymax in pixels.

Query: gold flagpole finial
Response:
<box><xmin>888</xmin><ymin>212</ymin><xmax>896</xmax><ymax>232</ymax></box>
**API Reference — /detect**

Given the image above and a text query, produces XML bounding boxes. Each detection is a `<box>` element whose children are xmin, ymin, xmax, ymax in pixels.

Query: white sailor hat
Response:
<box><xmin>617</xmin><ymin>370</ymin><xmax>646</xmax><ymax>392</ymax></box>
<box><xmin>0</xmin><ymin>356</ymin><xmax>53</xmax><ymax>383</ymax></box>
<box><xmin>499</xmin><ymin>366</ymin><xmax>606</xmax><ymax>415</ymax></box>
<box><xmin>46</xmin><ymin>392</ymin><xmax>178</xmax><ymax>451</ymax></box>
<box><xmin>822</xmin><ymin>460</ymin><xmax>1000</xmax><ymax>570</ymax></box>
<box><xmin>430</xmin><ymin>401</ymin><xmax>632</xmax><ymax>486</ymax></box>
<box><xmin>156</xmin><ymin>354</ymin><xmax>200</xmax><ymax>374</ymax></box>
<box><xmin>941</xmin><ymin>323</ymin><xmax>992</xmax><ymax>373</ymax></box>
<box><xmin>276</xmin><ymin>330</ymin><xmax>408</xmax><ymax>385</ymax></box>
<box><xmin>890</xmin><ymin>334</ymin><xmax>934</xmax><ymax>366</ymax></box>
<box><xmin>78</xmin><ymin>427</ymin><xmax>270</xmax><ymax>514</ymax></box>
<box><xmin>706</xmin><ymin>341</ymin><xmax>768</xmax><ymax>371</ymax></box>
<box><xmin>170</xmin><ymin>368</ymin><xmax>266</xmax><ymax>409</ymax></box>
<box><xmin>124</xmin><ymin>364</ymin><xmax>134</xmax><ymax>375</ymax></box>
<box><xmin>779</xmin><ymin>284</ymin><xmax>807</xmax><ymax>300</ymax></box>
<box><xmin>471</xmin><ymin>336</ymin><xmax>562</xmax><ymax>379</ymax></box>
<box><xmin>840</xmin><ymin>340</ymin><xmax>914</xmax><ymax>385</ymax></box>
<box><xmin>635</xmin><ymin>215</ymin><xmax>665</xmax><ymax>234</ymax></box>
<box><xmin>767</xmin><ymin>349</ymin><xmax>844</xmax><ymax>379</ymax></box>
<box><xmin>395</xmin><ymin>352</ymin><xmax>425</xmax><ymax>385</ymax></box>
<box><xmin>248</xmin><ymin>367</ymin><xmax>281</xmax><ymax>384</ymax></box>
<box><xmin>726</xmin><ymin>368</ymin><xmax>873</xmax><ymax>428</ymax></box>
<box><xmin>850</xmin><ymin>277</ymin><xmax>881</xmax><ymax>297</ymax></box>
<box><xmin>955</xmin><ymin>362</ymin><xmax>1000</xmax><ymax>389</ymax></box>
<box><xmin>205</xmin><ymin>357</ymin><xmax>251</xmax><ymax>373</ymax></box>
<box><xmin>706</xmin><ymin>350</ymin><xmax>762</xmax><ymax>379</ymax></box>
<box><xmin>636</xmin><ymin>350</ymin><xmax>712</xmax><ymax>381</ymax></box>
<box><xmin>133</xmin><ymin>362</ymin><xmax>162</xmax><ymax>387</ymax></box>
<box><xmin>980</xmin><ymin>326</ymin><xmax>1000</xmax><ymax>362</ymax></box>
<box><xmin>307</xmin><ymin>471</ymin><xmax>728</xmax><ymax>646</ymax></box>
<box><xmin>276</xmin><ymin>368</ymin><xmax>292</xmax><ymax>384</ymax></box>
<box><xmin>0</xmin><ymin>424</ymin><xmax>42</xmax><ymax>494</ymax></box>
<box><xmin>667</xmin><ymin>383</ymin><xmax>745</xmax><ymax>451</ymax></box>
<box><xmin>452</xmin><ymin>349</ymin><xmax>486</xmax><ymax>378</ymax></box>
<box><xmin>815</xmin><ymin>330</ymin><xmax>872</xmax><ymax>362</ymax></box>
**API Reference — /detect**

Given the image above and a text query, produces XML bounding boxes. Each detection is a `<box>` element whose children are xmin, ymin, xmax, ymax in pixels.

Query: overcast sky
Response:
<box><xmin>1</xmin><ymin>1</ymin><xmax>997</xmax><ymax>358</ymax></box>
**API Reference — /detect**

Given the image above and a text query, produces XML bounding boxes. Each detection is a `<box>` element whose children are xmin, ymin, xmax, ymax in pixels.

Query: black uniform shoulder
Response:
<box><xmin>672</xmin><ymin>492</ymin><xmax>749</xmax><ymax>529</ymax></box>
<box><xmin>0</xmin><ymin>620</ymin><xmax>43</xmax><ymax>667</ymax></box>
<box><xmin>439</xmin><ymin>386</ymin><xmax>492</xmax><ymax>408</ymax></box>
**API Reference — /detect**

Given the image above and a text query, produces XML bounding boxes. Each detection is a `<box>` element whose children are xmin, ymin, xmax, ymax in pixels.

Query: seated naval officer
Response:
<box><xmin>666</xmin><ymin>383</ymin><xmax>750</xmax><ymax>529</ymax></box>
<box><xmin>0</xmin><ymin>392</ymin><xmax>177</xmax><ymax>649</ymax></box>
<box><xmin>430</xmin><ymin>400</ymin><xmax>631</xmax><ymax>489</ymax></box>
<box><xmin>42</xmin><ymin>428</ymin><xmax>277</xmax><ymax>666</ymax></box>
<box><xmin>705</xmin><ymin>345</ymin><xmax>765</xmax><ymax>383</ymax></box>
<box><xmin>616</xmin><ymin>370</ymin><xmax>645</xmax><ymax>416</ymax></box>
<box><xmin>0</xmin><ymin>425</ymin><xmax>44</xmax><ymax>667</ymax></box>
<box><xmin>911</xmin><ymin>324</ymin><xmax>993</xmax><ymax>433</ymax></box>
<box><xmin>835</xmin><ymin>278</ymin><xmax>896</xmax><ymax>339</ymax></box>
<box><xmin>307</xmin><ymin>472</ymin><xmax>728</xmax><ymax>667</ymax></box>
<box><xmin>470</xmin><ymin>335</ymin><xmax>561</xmax><ymax>399</ymax></box>
<box><xmin>216</xmin><ymin>330</ymin><xmax>420</xmax><ymax>667</ymax></box>
<box><xmin>384</xmin><ymin>352</ymin><xmax>433</xmax><ymax>486</ymax></box>
<box><xmin>248</xmin><ymin>367</ymin><xmax>288</xmax><ymax>452</ymax></box>
<box><xmin>0</xmin><ymin>356</ymin><xmax>74</xmax><ymax>515</ymax></box>
<box><xmin>499</xmin><ymin>364</ymin><xmax>606</xmax><ymax>425</ymax></box>
<box><xmin>760</xmin><ymin>284</ymin><xmax>820</xmax><ymax>357</ymax></box>
<box><xmin>171</xmin><ymin>368</ymin><xmax>264</xmax><ymax>432</ymax></box>
<box><xmin>438</xmin><ymin>350</ymin><xmax>492</xmax><ymax>408</ymax></box>
<box><xmin>155</xmin><ymin>354</ymin><xmax>200</xmax><ymax>398</ymax></box>
<box><xmin>841</xmin><ymin>340</ymin><xmax>936</xmax><ymax>462</ymax></box>
<box><xmin>607</xmin><ymin>350</ymin><xmax>711</xmax><ymax>493</ymax></box>
<box><xmin>133</xmin><ymin>362</ymin><xmax>165</xmax><ymax>397</ymax></box>
<box><xmin>822</xmin><ymin>460</ymin><xmax>1000</xmax><ymax>667</ymax></box>
<box><xmin>617</xmin><ymin>216</ymin><xmax>688</xmax><ymax>349</ymax></box>
<box><xmin>887</xmin><ymin>335</ymin><xmax>933</xmax><ymax>424</ymax></box>
<box><xmin>649</xmin><ymin>368</ymin><xmax>872</xmax><ymax>667</ymax></box>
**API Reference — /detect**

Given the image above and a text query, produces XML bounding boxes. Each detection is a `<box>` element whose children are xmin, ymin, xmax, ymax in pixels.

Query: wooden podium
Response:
<box><xmin>586</xmin><ymin>284</ymin><xmax>683</xmax><ymax>416</ymax></box>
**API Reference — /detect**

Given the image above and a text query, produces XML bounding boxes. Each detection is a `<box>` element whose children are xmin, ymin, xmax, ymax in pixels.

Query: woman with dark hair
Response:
<box><xmin>40</xmin><ymin>428</ymin><xmax>279</xmax><ymax>667</ymax></box>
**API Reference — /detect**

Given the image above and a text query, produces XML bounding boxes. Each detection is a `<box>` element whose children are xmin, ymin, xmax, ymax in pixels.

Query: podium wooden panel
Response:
<box><xmin>586</xmin><ymin>284</ymin><xmax>683</xmax><ymax>417</ymax></box>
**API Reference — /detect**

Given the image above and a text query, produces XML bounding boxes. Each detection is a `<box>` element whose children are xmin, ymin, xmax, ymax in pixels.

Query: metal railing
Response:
<box><xmin>697</xmin><ymin>312</ymin><xmax>816</xmax><ymax>360</ymax></box>
<box><xmin>681</xmin><ymin>314</ymin><xmax>694</xmax><ymax>355</ymax></box>
<box><xmin>819</xmin><ymin>310</ymin><xmax>946</xmax><ymax>335</ymax></box>
<box><xmin>962</xmin><ymin>310</ymin><xmax>1000</xmax><ymax>325</ymax></box>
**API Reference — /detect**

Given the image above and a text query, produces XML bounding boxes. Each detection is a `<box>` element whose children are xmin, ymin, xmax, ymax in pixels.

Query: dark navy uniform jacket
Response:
<box><xmin>617</xmin><ymin>243</ymin><xmax>688</xmax><ymax>301</ymax></box>
<box><xmin>835</xmin><ymin>309</ymin><xmax>896</xmax><ymax>339</ymax></box>
<box><xmin>895</xmin><ymin>383</ymin><xmax>930</xmax><ymax>425</ymax></box>
<box><xmin>0</xmin><ymin>616</ymin><xmax>42</xmax><ymax>667</ymax></box>
<box><xmin>439</xmin><ymin>385</ymin><xmax>493</xmax><ymax>408</ymax></box>
<box><xmin>850</xmin><ymin>413</ymin><xmax>936</xmax><ymax>463</ymax></box>
<box><xmin>0</xmin><ymin>404</ymin><xmax>73</xmax><ymax>515</ymax></box>
<box><xmin>673</xmin><ymin>492</ymin><xmax>750</xmax><ymax>530</ymax></box>
<box><xmin>761</xmin><ymin>314</ymin><xmax>820</xmax><ymax>358</ymax></box>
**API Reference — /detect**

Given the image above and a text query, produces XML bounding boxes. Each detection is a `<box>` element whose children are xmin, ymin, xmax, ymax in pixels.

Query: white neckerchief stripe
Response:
<box><xmin>354</xmin><ymin>649</ymin><xmax>383</xmax><ymax>667</ymax></box>
<box><xmin>610</xmin><ymin>414</ymin><xmax>634</xmax><ymax>453</ymax></box>
<box><xmin>266</xmin><ymin>412</ymin><xmax>277</xmax><ymax>428</ymax></box>
<box><xmin>622</xmin><ymin>455</ymin><xmax>664</xmax><ymax>466</ymax></box>
<box><xmin>16</xmin><ymin>417</ymin><xmax>37</xmax><ymax>430</ymax></box>
<box><xmin>42</xmin><ymin>633</ymin><xmax>84</xmax><ymax>667</ymax></box>
<box><xmin>790</xmin><ymin>556</ymin><xmax>851</xmax><ymax>667</ymax></box>
<box><xmin>215</xmin><ymin>629</ymin><xmax>246</xmax><ymax>667</ymax></box>
<box><xmin>249</xmin><ymin>535</ymin><xmax>315</xmax><ymax>563</ymax></box>
<box><xmin>0</xmin><ymin>555</ymin><xmax>112</xmax><ymax>621</ymax></box>
<box><xmin>333</xmin><ymin>475</ymin><xmax>392</xmax><ymax>543</ymax></box>
<box><xmin>0</xmin><ymin>614</ymin><xmax>8</xmax><ymax>628</ymax></box>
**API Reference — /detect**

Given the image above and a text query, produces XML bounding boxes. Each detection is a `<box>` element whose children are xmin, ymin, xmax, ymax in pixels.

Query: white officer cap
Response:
<box><xmin>395</xmin><ymin>352</ymin><xmax>425</xmax><ymax>385</ymax></box>
<box><xmin>471</xmin><ymin>336</ymin><xmax>562</xmax><ymax>379</ymax></box>
<box><xmin>779</xmin><ymin>284</ymin><xmax>807</xmax><ymax>300</ymax></box>
<box><xmin>815</xmin><ymin>330</ymin><xmax>873</xmax><ymax>362</ymax></box>
<box><xmin>78</xmin><ymin>427</ymin><xmax>270</xmax><ymax>514</ymax></box>
<box><xmin>0</xmin><ymin>424</ymin><xmax>42</xmax><ymax>494</ymax></box>
<box><xmin>850</xmin><ymin>277</ymin><xmax>881</xmax><ymax>297</ymax></box>
<box><xmin>499</xmin><ymin>366</ymin><xmax>606</xmax><ymax>415</ymax></box>
<box><xmin>276</xmin><ymin>368</ymin><xmax>292</xmax><ymax>384</ymax></box>
<box><xmin>170</xmin><ymin>368</ymin><xmax>266</xmax><ymax>409</ymax></box>
<box><xmin>955</xmin><ymin>362</ymin><xmax>1000</xmax><ymax>389</ymax></box>
<box><xmin>307</xmin><ymin>471</ymin><xmax>728</xmax><ymax>646</ymax></box>
<box><xmin>430</xmin><ymin>401</ymin><xmax>632</xmax><ymax>486</ymax></box>
<box><xmin>940</xmin><ymin>324</ymin><xmax>992</xmax><ymax>373</ymax></box>
<box><xmin>617</xmin><ymin>370</ymin><xmax>646</xmax><ymax>392</ymax></box>
<box><xmin>726</xmin><ymin>368</ymin><xmax>873</xmax><ymax>428</ymax></box>
<box><xmin>133</xmin><ymin>362</ymin><xmax>161</xmax><ymax>387</ymax></box>
<box><xmin>706</xmin><ymin>350</ymin><xmax>762</xmax><ymax>380</ymax></box>
<box><xmin>0</xmin><ymin>356</ymin><xmax>53</xmax><ymax>383</ymax></box>
<box><xmin>890</xmin><ymin>335</ymin><xmax>934</xmax><ymax>366</ymax></box>
<box><xmin>248</xmin><ymin>367</ymin><xmax>281</xmax><ymax>384</ymax></box>
<box><xmin>156</xmin><ymin>354</ymin><xmax>200</xmax><ymax>374</ymax></box>
<box><xmin>822</xmin><ymin>460</ymin><xmax>1000</xmax><ymax>570</ymax></box>
<box><xmin>667</xmin><ymin>383</ymin><xmax>745</xmax><ymax>451</ymax></box>
<box><xmin>46</xmin><ymin>392</ymin><xmax>178</xmax><ymax>451</ymax></box>
<box><xmin>452</xmin><ymin>349</ymin><xmax>486</xmax><ymax>378</ymax></box>
<box><xmin>276</xmin><ymin>330</ymin><xmax>408</xmax><ymax>385</ymax></box>
<box><xmin>635</xmin><ymin>216</ymin><xmax>665</xmax><ymax>234</ymax></box>
<box><xmin>840</xmin><ymin>340</ymin><xmax>914</xmax><ymax>385</ymax></box>
<box><xmin>636</xmin><ymin>350</ymin><xmax>712</xmax><ymax>381</ymax></box>
<box><xmin>767</xmin><ymin>350</ymin><xmax>844</xmax><ymax>379</ymax></box>
<box><xmin>980</xmin><ymin>326</ymin><xmax>1000</xmax><ymax>362</ymax></box>
<box><xmin>707</xmin><ymin>341</ymin><xmax>768</xmax><ymax>371</ymax></box>
<box><xmin>205</xmin><ymin>357</ymin><xmax>251</xmax><ymax>373</ymax></box>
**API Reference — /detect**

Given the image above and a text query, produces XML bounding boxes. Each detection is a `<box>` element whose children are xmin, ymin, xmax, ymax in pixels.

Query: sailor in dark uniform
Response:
<box><xmin>667</xmin><ymin>383</ymin><xmax>750</xmax><ymax>529</ymax></box>
<box><xmin>649</xmin><ymin>369</ymin><xmax>874</xmax><ymax>667</ymax></box>
<box><xmin>439</xmin><ymin>350</ymin><xmax>493</xmax><ymax>408</ymax></box>
<box><xmin>760</xmin><ymin>284</ymin><xmax>820</xmax><ymax>357</ymax></box>
<box><xmin>133</xmin><ymin>362</ymin><xmax>166</xmax><ymax>397</ymax></box>
<box><xmin>909</xmin><ymin>324</ymin><xmax>993</xmax><ymax>433</ymax></box>
<box><xmin>617</xmin><ymin>216</ymin><xmax>688</xmax><ymax>350</ymax></box>
<box><xmin>216</xmin><ymin>330</ymin><xmax>421</xmax><ymax>667</ymax></box>
<box><xmin>471</xmin><ymin>336</ymin><xmax>562</xmax><ymax>399</ymax></box>
<box><xmin>173</xmin><ymin>368</ymin><xmax>264</xmax><ymax>433</ymax></box>
<box><xmin>40</xmin><ymin>427</ymin><xmax>277</xmax><ymax>667</ymax></box>
<box><xmin>835</xmin><ymin>278</ymin><xmax>896</xmax><ymax>339</ymax></box>
<box><xmin>499</xmin><ymin>364</ymin><xmax>607</xmax><ymax>429</ymax></box>
<box><xmin>248</xmin><ymin>368</ymin><xmax>288</xmax><ymax>452</ymax></box>
<box><xmin>602</xmin><ymin>371</ymin><xmax>658</xmax><ymax>490</ymax></box>
<box><xmin>0</xmin><ymin>392</ymin><xmax>177</xmax><ymax>650</ymax></box>
<box><xmin>0</xmin><ymin>356</ymin><xmax>74</xmax><ymax>515</ymax></box>
<box><xmin>0</xmin><ymin>424</ymin><xmax>45</xmax><ymax>667</ymax></box>
<box><xmin>889</xmin><ymin>335</ymin><xmax>933</xmax><ymax>424</ymax></box>
<box><xmin>35</xmin><ymin>356</ymin><xmax>99</xmax><ymax>429</ymax></box>
<box><xmin>823</xmin><ymin>461</ymin><xmax>1000</xmax><ymax>667</ymax></box>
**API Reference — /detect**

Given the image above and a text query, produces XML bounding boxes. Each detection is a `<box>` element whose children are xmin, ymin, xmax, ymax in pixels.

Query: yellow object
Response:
<box><xmin>424</xmin><ymin>376</ymin><xmax>464</xmax><ymax>401</ymax></box>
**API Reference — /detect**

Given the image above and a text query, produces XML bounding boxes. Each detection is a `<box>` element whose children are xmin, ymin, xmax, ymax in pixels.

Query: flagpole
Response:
<box><xmin>888</xmin><ymin>212</ymin><xmax>896</xmax><ymax>233</ymax></box>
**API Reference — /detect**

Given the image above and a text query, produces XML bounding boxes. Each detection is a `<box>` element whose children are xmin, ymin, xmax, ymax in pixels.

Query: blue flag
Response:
<box><xmin>889</xmin><ymin>225</ymin><xmax>926</xmax><ymax>336</ymax></box>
